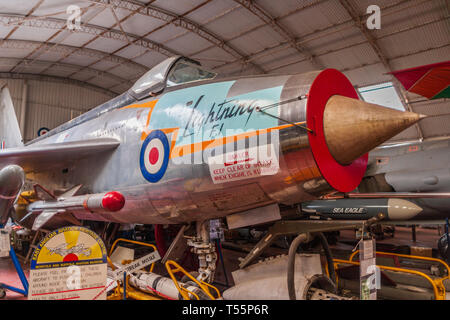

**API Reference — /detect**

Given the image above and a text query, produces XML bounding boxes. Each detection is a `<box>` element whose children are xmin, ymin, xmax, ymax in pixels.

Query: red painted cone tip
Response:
<box><xmin>102</xmin><ymin>191</ymin><xmax>125</xmax><ymax>212</ymax></box>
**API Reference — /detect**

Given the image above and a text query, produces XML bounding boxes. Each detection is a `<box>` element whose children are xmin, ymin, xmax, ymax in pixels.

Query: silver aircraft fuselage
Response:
<box><xmin>15</xmin><ymin>57</ymin><xmax>423</xmax><ymax>227</ymax></box>
<box><xmin>28</xmin><ymin>72</ymin><xmax>327</xmax><ymax>225</ymax></box>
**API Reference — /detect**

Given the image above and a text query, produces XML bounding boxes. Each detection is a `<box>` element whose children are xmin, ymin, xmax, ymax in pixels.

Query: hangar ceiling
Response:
<box><xmin>0</xmin><ymin>0</ymin><xmax>448</xmax><ymax>142</ymax></box>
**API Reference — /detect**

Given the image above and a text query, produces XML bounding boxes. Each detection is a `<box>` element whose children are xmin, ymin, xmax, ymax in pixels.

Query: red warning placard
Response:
<box><xmin>208</xmin><ymin>144</ymin><xmax>279</xmax><ymax>184</ymax></box>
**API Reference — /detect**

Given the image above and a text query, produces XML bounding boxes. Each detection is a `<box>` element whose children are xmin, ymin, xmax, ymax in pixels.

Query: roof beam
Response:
<box><xmin>232</xmin><ymin>0</ymin><xmax>324</xmax><ymax>69</ymax></box>
<box><xmin>65</xmin><ymin>0</ymin><xmax>160</xmax><ymax>82</ymax></box>
<box><xmin>8</xmin><ymin>4</ymin><xmax>100</xmax><ymax>73</ymax></box>
<box><xmin>0</xmin><ymin>39</ymin><xmax>147</xmax><ymax>73</ymax></box>
<box><xmin>0</xmin><ymin>72</ymin><xmax>116</xmax><ymax>96</ymax></box>
<box><xmin>221</xmin><ymin>17</ymin><xmax>448</xmax><ymax>78</ymax></box>
<box><xmin>3</xmin><ymin>0</ymin><xmax>44</xmax><ymax>40</ymax></box>
<box><xmin>338</xmin><ymin>0</ymin><xmax>424</xmax><ymax>140</ymax></box>
<box><xmin>210</xmin><ymin>0</ymin><xmax>431</xmax><ymax>72</ymax></box>
<box><xmin>0</xmin><ymin>57</ymin><xmax>132</xmax><ymax>89</ymax></box>
<box><xmin>84</xmin><ymin>0</ymin><xmax>266</xmax><ymax>74</ymax></box>
<box><xmin>0</xmin><ymin>13</ymin><xmax>180</xmax><ymax>57</ymax></box>
<box><xmin>339</xmin><ymin>43</ymin><xmax>450</xmax><ymax>73</ymax></box>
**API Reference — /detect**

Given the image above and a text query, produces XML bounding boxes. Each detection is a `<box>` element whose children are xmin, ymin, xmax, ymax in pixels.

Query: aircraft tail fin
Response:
<box><xmin>0</xmin><ymin>85</ymin><xmax>23</xmax><ymax>149</ymax></box>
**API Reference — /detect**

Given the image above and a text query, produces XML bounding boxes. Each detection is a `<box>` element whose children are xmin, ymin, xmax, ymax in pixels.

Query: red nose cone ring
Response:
<box><xmin>102</xmin><ymin>191</ymin><xmax>125</xmax><ymax>212</ymax></box>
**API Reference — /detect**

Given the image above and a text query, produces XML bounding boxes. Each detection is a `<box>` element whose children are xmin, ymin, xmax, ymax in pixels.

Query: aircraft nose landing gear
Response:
<box><xmin>186</xmin><ymin>221</ymin><xmax>218</xmax><ymax>283</ymax></box>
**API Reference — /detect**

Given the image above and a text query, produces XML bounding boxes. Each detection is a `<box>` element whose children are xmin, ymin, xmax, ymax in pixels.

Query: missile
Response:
<box><xmin>301</xmin><ymin>198</ymin><xmax>450</xmax><ymax>221</ymax></box>
<box><xmin>22</xmin><ymin>191</ymin><xmax>125</xmax><ymax>230</ymax></box>
<box><xmin>27</xmin><ymin>190</ymin><xmax>126</xmax><ymax>213</ymax></box>
<box><xmin>0</xmin><ymin>165</ymin><xmax>25</xmax><ymax>225</ymax></box>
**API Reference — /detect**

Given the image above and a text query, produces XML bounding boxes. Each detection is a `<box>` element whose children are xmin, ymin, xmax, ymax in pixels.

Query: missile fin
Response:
<box><xmin>60</xmin><ymin>184</ymin><xmax>83</xmax><ymax>198</ymax></box>
<box><xmin>32</xmin><ymin>209</ymin><xmax>60</xmax><ymax>231</ymax></box>
<box><xmin>33</xmin><ymin>184</ymin><xmax>56</xmax><ymax>200</ymax></box>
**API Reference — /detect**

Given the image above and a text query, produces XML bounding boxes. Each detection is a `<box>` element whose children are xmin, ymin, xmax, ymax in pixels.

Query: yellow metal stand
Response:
<box><xmin>107</xmin><ymin>273</ymin><xmax>162</xmax><ymax>300</ymax></box>
<box><xmin>333</xmin><ymin>256</ymin><xmax>447</xmax><ymax>300</ymax></box>
<box><xmin>106</xmin><ymin>239</ymin><xmax>222</xmax><ymax>300</ymax></box>
<box><xmin>107</xmin><ymin>238</ymin><xmax>159</xmax><ymax>300</ymax></box>
<box><xmin>348</xmin><ymin>249</ymin><xmax>450</xmax><ymax>277</ymax></box>
<box><xmin>109</xmin><ymin>238</ymin><xmax>158</xmax><ymax>272</ymax></box>
<box><xmin>165</xmin><ymin>260</ymin><xmax>221</xmax><ymax>300</ymax></box>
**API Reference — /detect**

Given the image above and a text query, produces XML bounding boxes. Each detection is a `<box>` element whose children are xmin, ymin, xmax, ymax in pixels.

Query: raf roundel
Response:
<box><xmin>140</xmin><ymin>130</ymin><xmax>170</xmax><ymax>183</ymax></box>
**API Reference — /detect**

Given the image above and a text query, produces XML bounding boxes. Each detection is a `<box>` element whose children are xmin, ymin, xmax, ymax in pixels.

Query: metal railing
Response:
<box><xmin>333</xmin><ymin>258</ymin><xmax>446</xmax><ymax>300</ymax></box>
<box><xmin>348</xmin><ymin>250</ymin><xmax>450</xmax><ymax>278</ymax></box>
<box><xmin>165</xmin><ymin>260</ymin><xmax>221</xmax><ymax>300</ymax></box>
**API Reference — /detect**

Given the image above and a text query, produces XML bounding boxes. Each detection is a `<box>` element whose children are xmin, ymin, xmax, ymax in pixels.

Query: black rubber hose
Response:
<box><xmin>287</xmin><ymin>233</ymin><xmax>309</xmax><ymax>300</ymax></box>
<box><xmin>317</xmin><ymin>232</ymin><xmax>337</xmax><ymax>286</ymax></box>
<box><xmin>287</xmin><ymin>232</ymin><xmax>336</xmax><ymax>300</ymax></box>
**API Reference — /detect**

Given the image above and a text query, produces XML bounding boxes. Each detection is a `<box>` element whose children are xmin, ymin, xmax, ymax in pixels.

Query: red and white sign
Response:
<box><xmin>28</xmin><ymin>226</ymin><xmax>108</xmax><ymax>300</ymax></box>
<box><xmin>208</xmin><ymin>144</ymin><xmax>279</xmax><ymax>184</ymax></box>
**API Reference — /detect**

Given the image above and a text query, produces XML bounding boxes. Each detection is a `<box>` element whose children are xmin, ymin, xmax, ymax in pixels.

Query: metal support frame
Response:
<box><xmin>0</xmin><ymin>57</ymin><xmax>133</xmax><ymax>89</ymax></box>
<box><xmin>64</xmin><ymin>2</ymin><xmax>156</xmax><ymax>83</ymax></box>
<box><xmin>333</xmin><ymin>258</ymin><xmax>447</xmax><ymax>300</ymax></box>
<box><xmin>0</xmin><ymin>39</ymin><xmax>147</xmax><ymax>74</ymax></box>
<box><xmin>233</xmin><ymin>0</ymin><xmax>324</xmax><ymax>70</ymax></box>
<box><xmin>2</xmin><ymin>0</ymin><xmax>44</xmax><ymax>42</ymax></box>
<box><xmin>444</xmin><ymin>218</ymin><xmax>450</xmax><ymax>264</ymax></box>
<box><xmin>212</xmin><ymin>0</ymin><xmax>431</xmax><ymax>71</ymax></box>
<box><xmin>19</xmin><ymin>80</ymin><xmax>28</xmax><ymax>140</ymax></box>
<box><xmin>0</xmin><ymin>246</ymin><xmax>29</xmax><ymax>297</ymax></box>
<box><xmin>0</xmin><ymin>0</ymin><xmax>444</xmax><ymax>94</ymax></box>
<box><xmin>8</xmin><ymin>4</ymin><xmax>98</xmax><ymax>74</ymax></box>
<box><xmin>0</xmin><ymin>14</ymin><xmax>178</xmax><ymax>58</ymax></box>
<box><xmin>85</xmin><ymin>0</ymin><xmax>265</xmax><ymax>74</ymax></box>
<box><xmin>412</xmin><ymin>225</ymin><xmax>417</xmax><ymax>242</ymax></box>
<box><xmin>238</xmin><ymin>220</ymin><xmax>365</xmax><ymax>269</ymax></box>
<box><xmin>215</xmin><ymin>238</ymin><xmax>230</xmax><ymax>288</ymax></box>
<box><xmin>22</xmin><ymin>228</ymin><xmax>50</xmax><ymax>265</ymax></box>
<box><xmin>0</xmin><ymin>72</ymin><xmax>116</xmax><ymax>96</ymax></box>
<box><xmin>165</xmin><ymin>259</ymin><xmax>221</xmax><ymax>300</ymax></box>
<box><xmin>185</xmin><ymin>221</ymin><xmax>217</xmax><ymax>283</ymax></box>
<box><xmin>0</xmin><ymin>224</ymin><xmax>29</xmax><ymax>298</ymax></box>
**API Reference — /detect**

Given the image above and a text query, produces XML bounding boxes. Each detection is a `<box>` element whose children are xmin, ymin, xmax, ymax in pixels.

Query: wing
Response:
<box><xmin>0</xmin><ymin>138</ymin><xmax>120</xmax><ymax>172</ymax></box>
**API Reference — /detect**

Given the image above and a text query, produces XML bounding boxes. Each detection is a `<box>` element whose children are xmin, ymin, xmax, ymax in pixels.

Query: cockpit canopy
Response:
<box><xmin>129</xmin><ymin>56</ymin><xmax>216</xmax><ymax>100</ymax></box>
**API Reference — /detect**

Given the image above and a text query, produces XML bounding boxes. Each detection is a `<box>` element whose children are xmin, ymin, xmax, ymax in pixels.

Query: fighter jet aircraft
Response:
<box><xmin>0</xmin><ymin>56</ymin><xmax>427</xmax><ymax>282</ymax></box>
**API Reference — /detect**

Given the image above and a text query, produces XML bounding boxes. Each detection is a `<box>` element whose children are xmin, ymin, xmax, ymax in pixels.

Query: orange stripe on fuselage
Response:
<box><xmin>120</xmin><ymin>100</ymin><xmax>158</xmax><ymax>110</ymax></box>
<box><xmin>122</xmin><ymin>99</ymin><xmax>306</xmax><ymax>159</ymax></box>
<box><xmin>170</xmin><ymin>121</ymin><xmax>306</xmax><ymax>159</ymax></box>
<box><xmin>120</xmin><ymin>100</ymin><xmax>159</xmax><ymax>140</ymax></box>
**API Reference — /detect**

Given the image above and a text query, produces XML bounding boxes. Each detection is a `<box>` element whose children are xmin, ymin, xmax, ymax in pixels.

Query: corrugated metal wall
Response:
<box><xmin>0</xmin><ymin>78</ymin><xmax>114</xmax><ymax>142</ymax></box>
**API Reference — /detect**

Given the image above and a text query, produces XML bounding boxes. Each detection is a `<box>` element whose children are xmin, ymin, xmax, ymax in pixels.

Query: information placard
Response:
<box><xmin>28</xmin><ymin>226</ymin><xmax>108</xmax><ymax>300</ymax></box>
<box><xmin>359</xmin><ymin>239</ymin><xmax>379</xmax><ymax>300</ymax></box>
<box><xmin>208</xmin><ymin>144</ymin><xmax>279</xmax><ymax>184</ymax></box>
<box><xmin>0</xmin><ymin>228</ymin><xmax>10</xmax><ymax>257</ymax></box>
<box><xmin>107</xmin><ymin>250</ymin><xmax>161</xmax><ymax>281</ymax></box>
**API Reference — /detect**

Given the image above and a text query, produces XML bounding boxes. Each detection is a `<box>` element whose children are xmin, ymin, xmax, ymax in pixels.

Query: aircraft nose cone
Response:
<box><xmin>323</xmin><ymin>95</ymin><xmax>426</xmax><ymax>165</ymax></box>
<box><xmin>0</xmin><ymin>165</ymin><xmax>25</xmax><ymax>195</ymax></box>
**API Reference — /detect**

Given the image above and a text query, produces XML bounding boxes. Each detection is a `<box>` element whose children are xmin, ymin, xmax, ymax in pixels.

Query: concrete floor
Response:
<box><xmin>0</xmin><ymin>225</ymin><xmax>444</xmax><ymax>300</ymax></box>
<box><xmin>0</xmin><ymin>254</ymin><xmax>29</xmax><ymax>300</ymax></box>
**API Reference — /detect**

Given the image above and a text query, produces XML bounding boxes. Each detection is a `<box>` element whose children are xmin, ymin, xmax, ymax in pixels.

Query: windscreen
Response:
<box><xmin>166</xmin><ymin>60</ymin><xmax>216</xmax><ymax>87</ymax></box>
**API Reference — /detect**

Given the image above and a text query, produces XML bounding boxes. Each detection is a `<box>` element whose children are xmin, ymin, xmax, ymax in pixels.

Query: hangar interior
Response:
<box><xmin>0</xmin><ymin>0</ymin><xmax>449</xmax><ymax>301</ymax></box>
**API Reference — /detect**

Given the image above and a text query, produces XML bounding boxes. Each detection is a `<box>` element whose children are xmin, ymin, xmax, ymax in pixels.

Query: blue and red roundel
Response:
<box><xmin>139</xmin><ymin>130</ymin><xmax>170</xmax><ymax>183</ymax></box>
